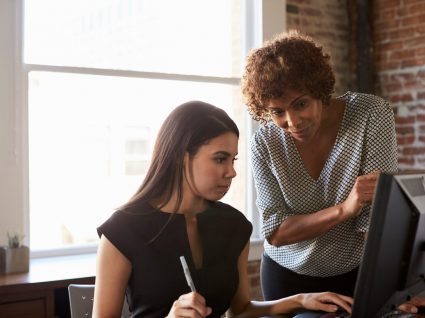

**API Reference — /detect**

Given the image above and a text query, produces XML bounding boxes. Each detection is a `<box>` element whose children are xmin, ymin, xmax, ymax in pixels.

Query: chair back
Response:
<box><xmin>68</xmin><ymin>284</ymin><xmax>130</xmax><ymax>318</ymax></box>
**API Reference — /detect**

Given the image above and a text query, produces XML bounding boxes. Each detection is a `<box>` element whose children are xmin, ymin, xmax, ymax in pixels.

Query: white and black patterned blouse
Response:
<box><xmin>250</xmin><ymin>91</ymin><xmax>398</xmax><ymax>277</ymax></box>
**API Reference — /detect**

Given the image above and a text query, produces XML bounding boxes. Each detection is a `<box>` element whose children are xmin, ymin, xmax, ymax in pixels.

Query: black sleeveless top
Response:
<box><xmin>97</xmin><ymin>201</ymin><xmax>252</xmax><ymax>318</ymax></box>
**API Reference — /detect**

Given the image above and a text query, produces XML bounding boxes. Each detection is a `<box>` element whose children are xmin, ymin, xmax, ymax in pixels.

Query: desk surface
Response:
<box><xmin>0</xmin><ymin>253</ymin><xmax>96</xmax><ymax>293</ymax></box>
<box><xmin>0</xmin><ymin>254</ymin><xmax>423</xmax><ymax>317</ymax></box>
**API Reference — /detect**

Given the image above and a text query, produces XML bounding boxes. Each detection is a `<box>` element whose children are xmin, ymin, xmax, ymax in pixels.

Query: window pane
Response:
<box><xmin>24</xmin><ymin>0</ymin><xmax>241</xmax><ymax>77</ymax></box>
<box><xmin>28</xmin><ymin>71</ymin><xmax>246</xmax><ymax>249</ymax></box>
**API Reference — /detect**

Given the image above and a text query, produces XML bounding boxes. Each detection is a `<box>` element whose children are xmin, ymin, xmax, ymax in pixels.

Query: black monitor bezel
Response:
<box><xmin>351</xmin><ymin>172</ymin><xmax>425</xmax><ymax>318</ymax></box>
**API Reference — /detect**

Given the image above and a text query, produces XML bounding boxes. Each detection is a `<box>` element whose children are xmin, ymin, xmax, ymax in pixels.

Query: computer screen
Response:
<box><xmin>351</xmin><ymin>172</ymin><xmax>425</xmax><ymax>318</ymax></box>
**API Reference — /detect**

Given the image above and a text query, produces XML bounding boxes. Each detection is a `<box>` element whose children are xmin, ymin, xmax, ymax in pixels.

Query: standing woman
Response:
<box><xmin>241</xmin><ymin>31</ymin><xmax>398</xmax><ymax>300</ymax></box>
<box><xmin>93</xmin><ymin>101</ymin><xmax>353</xmax><ymax>318</ymax></box>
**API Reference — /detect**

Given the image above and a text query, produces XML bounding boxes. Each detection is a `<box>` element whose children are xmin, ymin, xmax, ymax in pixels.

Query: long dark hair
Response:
<box><xmin>120</xmin><ymin>101</ymin><xmax>239</xmax><ymax>241</ymax></box>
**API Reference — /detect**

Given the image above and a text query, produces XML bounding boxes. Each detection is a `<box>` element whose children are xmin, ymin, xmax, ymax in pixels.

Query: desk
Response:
<box><xmin>0</xmin><ymin>254</ymin><xmax>96</xmax><ymax>318</ymax></box>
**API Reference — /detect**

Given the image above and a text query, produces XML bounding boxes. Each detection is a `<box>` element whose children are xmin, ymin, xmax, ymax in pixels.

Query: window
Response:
<box><xmin>25</xmin><ymin>0</ymin><xmax>245</xmax><ymax>252</ymax></box>
<box><xmin>14</xmin><ymin>0</ymin><xmax>286</xmax><ymax>256</ymax></box>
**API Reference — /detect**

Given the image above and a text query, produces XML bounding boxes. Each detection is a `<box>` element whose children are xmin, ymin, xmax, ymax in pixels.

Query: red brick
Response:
<box><xmin>314</xmin><ymin>31</ymin><xmax>337</xmax><ymax>40</ymax></box>
<box><xmin>395</xmin><ymin>116</ymin><xmax>415</xmax><ymax>124</ymax></box>
<box><xmin>402</xmin><ymin>57</ymin><xmax>425</xmax><ymax>67</ymax></box>
<box><xmin>377</xmin><ymin>41</ymin><xmax>403</xmax><ymax>51</ymax></box>
<box><xmin>388</xmin><ymin>27</ymin><xmax>416</xmax><ymax>40</ymax></box>
<box><xmin>407</xmin><ymin>2</ymin><xmax>425</xmax><ymax>14</ymax></box>
<box><xmin>389</xmin><ymin>49</ymin><xmax>416</xmax><ymax>61</ymax></box>
<box><xmin>416</xmin><ymin>47</ymin><xmax>425</xmax><ymax>56</ymax></box>
<box><xmin>375</xmin><ymin>51</ymin><xmax>389</xmax><ymax>63</ymax></box>
<box><xmin>418</xmin><ymin>91</ymin><xmax>425</xmax><ymax>100</ymax></box>
<box><xmin>416</xmin><ymin>24</ymin><xmax>425</xmax><ymax>34</ymax></box>
<box><xmin>402</xmin><ymin>14</ymin><xmax>425</xmax><ymax>27</ymax></box>
<box><xmin>402</xmin><ymin>147</ymin><xmax>425</xmax><ymax>155</ymax></box>
<box><xmin>247</xmin><ymin>263</ymin><xmax>260</xmax><ymax>275</ymax></box>
<box><xmin>250</xmin><ymin>276</ymin><xmax>260</xmax><ymax>287</ymax></box>
<box><xmin>299</xmin><ymin>18</ymin><xmax>312</xmax><ymax>27</ymax></box>
<box><xmin>380</xmin><ymin>0</ymin><xmax>403</xmax><ymax>8</ymax></box>
<box><xmin>398</xmin><ymin>135</ymin><xmax>415</xmax><ymax>145</ymax></box>
<box><xmin>398</xmin><ymin>157</ymin><xmax>415</xmax><ymax>165</ymax></box>
<box><xmin>419</xmin><ymin>136</ymin><xmax>425</xmax><ymax>143</ymax></box>
<box><xmin>375</xmin><ymin>60</ymin><xmax>400</xmax><ymax>71</ymax></box>
<box><xmin>374</xmin><ymin>31</ymin><xmax>390</xmax><ymax>43</ymax></box>
<box><xmin>390</xmin><ymin>94</ymin><xmax>414</xmax><ymax>103</ymax></box>
<box><xmin>379</xmin><ymin>8</ymin><xmax>397</xmax><ymax>21</ymax></box>
<box><xmin>396</xmin><ymin>126</ymin><xmax>415</xmax><ymax>134</ymax></box>
<box><xmin>404</xmin><ymin>81</ymin><xmax>423</xmax><ymax>90</ymax></box>
<box><xmin>384</xmin><ymin>82</ymin><xmax>403</xmax><ymax>92</ymax></box>
<box><xmin>404</xmin><ymin>36</ymin><xmax>425</xmax><ymax>48</ymax></box>
<box><xmin>286</xmin><ymin>0</ymin><xmax>312</xmax><ymax>4</ymax></box>
<box><xmin>301</xmin><ymin>7</ymin><xmax>323</xmax><ymax>17</ymax></box>
<box><xmin>405</xmin><ymin>0</ymin><xmax>425</xmax><ymax>7</ymax></box>
<box><xmin>379</xmin><ymin>74</ymin><xmax>390</xmax><ymax>82</ymax></box>
<box><xmin>390</xmin><ymin>73</ymin><xmax>415</xmax><ymax>82</ymax></box>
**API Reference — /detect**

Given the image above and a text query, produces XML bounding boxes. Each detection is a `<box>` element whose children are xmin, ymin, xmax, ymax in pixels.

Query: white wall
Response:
<box><xmin>0</xmin><ymin>0</ymin><xmax>27</xmax><ymax>246</ymax></box>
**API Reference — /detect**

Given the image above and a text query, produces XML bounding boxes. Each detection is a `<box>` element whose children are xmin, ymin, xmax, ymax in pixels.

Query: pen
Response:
<box><xmin>179</xmin><ymin>255</ymin><xmax>197</xmax><ymax>292</ymax></box>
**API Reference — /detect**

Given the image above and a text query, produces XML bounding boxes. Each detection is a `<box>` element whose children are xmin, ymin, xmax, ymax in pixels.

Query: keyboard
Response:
<box><xmin>293</xmin><ymin>309</ymin><xmax>417</xmax><ymax>318</ymax></box>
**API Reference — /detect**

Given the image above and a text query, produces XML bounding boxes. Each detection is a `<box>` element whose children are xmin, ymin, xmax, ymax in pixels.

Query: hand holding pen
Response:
<box><xmin>165</xmin><ymin>256</ymin><xmax>212</xmax><ymax>318</ymax></box>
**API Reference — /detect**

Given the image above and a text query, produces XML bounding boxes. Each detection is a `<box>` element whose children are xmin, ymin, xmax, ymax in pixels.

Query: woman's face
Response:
<box><xmin>184</xmin><ymin>132</ymin><xmax>238</xmax><ymax>202</ymax></box>
<box><xmin>266</xmin><ymin>89</ymin><xmax>324</xmax><ymax>143</ymax></box>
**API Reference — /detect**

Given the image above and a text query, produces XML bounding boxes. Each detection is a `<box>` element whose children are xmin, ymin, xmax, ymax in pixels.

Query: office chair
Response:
<box><xmin>68</xmin><ymin>284</ymin><xmax>130</xmax><ymax>318</ymax></box>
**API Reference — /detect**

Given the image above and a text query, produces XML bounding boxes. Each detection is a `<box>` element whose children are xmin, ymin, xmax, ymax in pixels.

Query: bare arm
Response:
<box><xmin>93</xmin><ymin>235</ymin><xmax>131</xmax><ymax>318</ymax></box>
<box><xmin>269</xmin><ymin>172</ymin><xmax>379</xmax><ymax>246</ymax></box>
<box><xmin>228</xmin><ymin>243</ymin><xmax>353</xmax><ymax>317</ymax></box>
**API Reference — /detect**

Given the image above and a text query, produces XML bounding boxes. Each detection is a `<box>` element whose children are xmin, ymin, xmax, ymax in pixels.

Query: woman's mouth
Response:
<box><xmin>289</xmin><ymin>127</ymin><xmax>309</xmax><ymax>139</ymax></box>
<box><xmin>217</xmin><ymin>185</ymin><xmax>231</xmax><ymax>193</ymax></box>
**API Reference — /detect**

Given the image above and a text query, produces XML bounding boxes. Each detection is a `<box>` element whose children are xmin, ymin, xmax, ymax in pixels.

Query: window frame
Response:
<box><xmin>1</xmin><ymin>0</ymin><xmax>286</xmax><ymax>260</ymax></box>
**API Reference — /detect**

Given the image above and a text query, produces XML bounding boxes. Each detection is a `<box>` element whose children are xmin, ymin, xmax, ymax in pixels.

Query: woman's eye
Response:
<box><xmin>271</xmin><ymin>109</ymin><xmax>284</xmax><ymax>116</ymax></box>
<box><xmin>294</xmin><ymin>100</ymin><xmax>308</xmax><ymax>110</ymax></box>
<box><xmin>215</xmin><ymin>157</ymin><xmax>226</xmax><ymax>163</ymax></box>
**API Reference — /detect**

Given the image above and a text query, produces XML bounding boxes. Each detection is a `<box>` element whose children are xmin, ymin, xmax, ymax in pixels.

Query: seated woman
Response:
<box><xmin>93</xmin><ymin>101</ymin><xmax>353</xmax><ymax>317</ymax></box>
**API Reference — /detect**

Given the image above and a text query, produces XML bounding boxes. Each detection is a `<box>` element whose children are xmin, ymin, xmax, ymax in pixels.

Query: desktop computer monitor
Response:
<box><xmin>351</xmin><ymin>172</ymin><xmax>425</xmax><ymax>318</ymax></box>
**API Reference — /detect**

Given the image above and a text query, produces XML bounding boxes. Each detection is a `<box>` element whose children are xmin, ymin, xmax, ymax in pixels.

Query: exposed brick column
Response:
<box><xmin>373</xmin><ymin>0</ymin><xmax>425</xmax><ymax>170</ymax></box>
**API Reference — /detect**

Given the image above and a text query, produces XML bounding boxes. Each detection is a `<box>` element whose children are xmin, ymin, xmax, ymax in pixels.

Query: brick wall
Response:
<box><xmin>373</xmin><ymin>0</ymin><xmax>425</xmax><ymax>170</ymax></box>
<box><xmin>248</xmin><ymin>260</ymin><xmax>262</xmax><ymax>300</ymax></box>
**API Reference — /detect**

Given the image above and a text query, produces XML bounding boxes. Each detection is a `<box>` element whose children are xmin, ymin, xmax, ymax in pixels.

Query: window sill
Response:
<box><xmin>31</xmin><ymin>239</ymin><xmax>264</xmax><ymax>262</ymax></box>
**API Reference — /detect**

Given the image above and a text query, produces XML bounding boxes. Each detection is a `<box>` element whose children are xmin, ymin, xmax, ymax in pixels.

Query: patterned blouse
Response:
<box><xmin>250</xmin><ymin>91</ymin><xmax>398</xmax><ymax>277</ymax></box>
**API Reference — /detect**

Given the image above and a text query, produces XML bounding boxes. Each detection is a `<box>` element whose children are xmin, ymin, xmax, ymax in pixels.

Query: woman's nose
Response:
<box><xmin>226</xmin><ymin>164</ymin><xmax>237</xmax><ymax>178</ymax></box>
<box><xmin>274</xmin><ymin>110</ymin><xmax>301</xmax><ymax>130</ymax></box>
<box><xmin>285</xmin><ymin>111</ymin><xmax>302</xmax><ymax>130</ymax></box>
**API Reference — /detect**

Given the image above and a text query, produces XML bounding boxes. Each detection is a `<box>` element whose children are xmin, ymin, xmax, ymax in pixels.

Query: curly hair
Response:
<box><xmin>241</xmin><ymin>30</ymin><xmax>335</xmax><ymax>123</ymax></box>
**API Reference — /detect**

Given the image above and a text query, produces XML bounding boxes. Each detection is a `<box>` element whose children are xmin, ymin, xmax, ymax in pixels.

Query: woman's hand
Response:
<box><xmin>342</xmin><ymin>171</ymin><xmax>380</xmax><ymax>218</ymax></box>
<box><xmin>299</xmin><ymin>292</ymin><xmax>354</xmax><ymax>314</ymax></box>
<box><xmin>166</xmin><ymin>292</ymin><xmax>212</xmax><ymax>318</ymax></box>
<box><xmin>398</xmin><ymin>295</ymin><xmax>425</xmax><ymax>314</ymax></box>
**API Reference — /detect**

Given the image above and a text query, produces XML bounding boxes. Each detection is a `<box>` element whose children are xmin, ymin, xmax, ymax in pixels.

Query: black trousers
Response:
<box><xmin>260</xmin><ymin>252</ymin><xmax>358</xmax><ymax>300</ymax></box>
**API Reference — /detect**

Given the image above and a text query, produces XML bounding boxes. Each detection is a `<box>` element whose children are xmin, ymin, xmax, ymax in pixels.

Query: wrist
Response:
<box><xmin>339</xmin><ymin>201</ymin><xmax>357</xmax><ymax>220</ymax></box>
<box><xmin>330</xmin><ymin>203</ymin><xmax>348</xmax><ymax>224</ymax></box>
<box><xmin>293</xmin><ymin>293</ymin><xmax>305</xmax><ymax>309</ymax></box>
